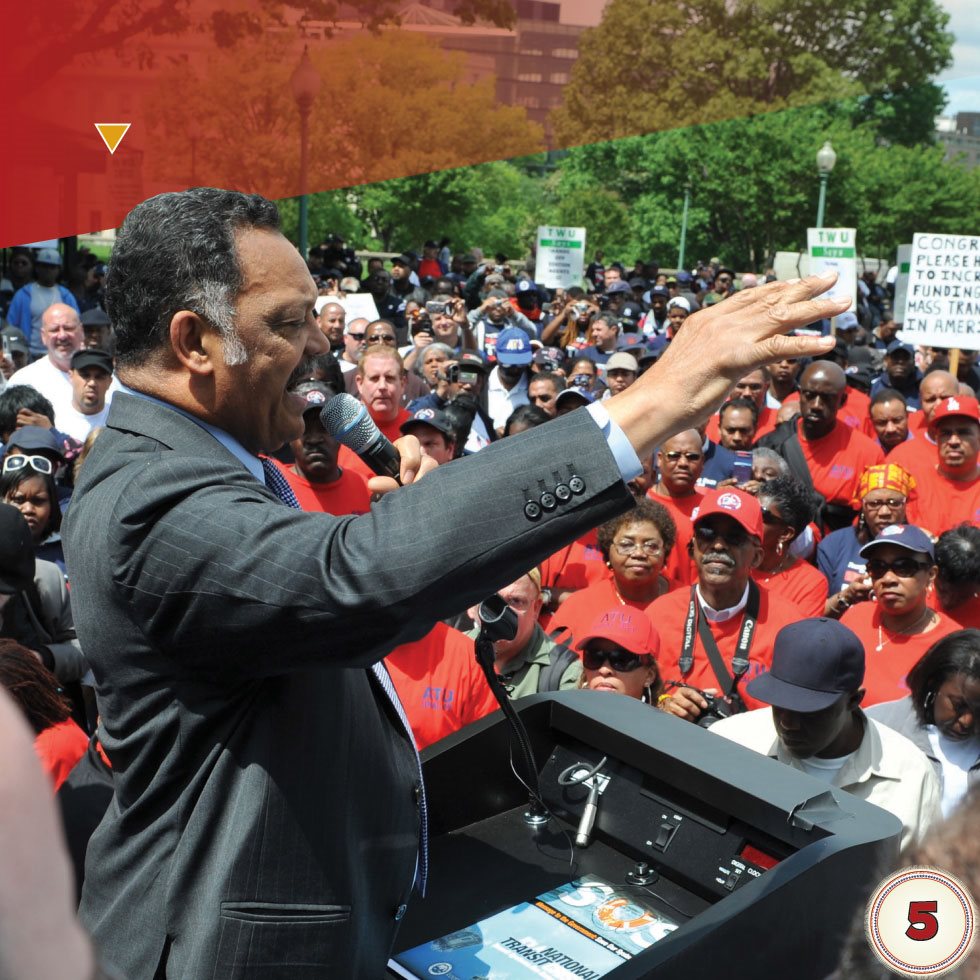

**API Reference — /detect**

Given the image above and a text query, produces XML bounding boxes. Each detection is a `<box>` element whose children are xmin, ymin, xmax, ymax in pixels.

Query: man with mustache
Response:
<box><xmin>649</xmin><ymin>489</ymin><xmax>800</xmax><ymax>725</ymax></box>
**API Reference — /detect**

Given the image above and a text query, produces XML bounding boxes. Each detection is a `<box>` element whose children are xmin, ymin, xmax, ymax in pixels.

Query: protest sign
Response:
<box><xmin>903</xmin><ymin>234</ymin><xmax>980</xmax><ymax>351</ymax></box>
<box><xmin>807</xmin><ymin>228</ymin><xmax>856</xmax><ymax>311</ymax></box>
<box><xmin>893</xmin><ymin>244</ymin><xmax>912</xmax><ymax>322</ymax></box>
<box><xmin>536</xmin><ymin>226</ymin><xmax>586</xmax><ymax>288</ymax></box>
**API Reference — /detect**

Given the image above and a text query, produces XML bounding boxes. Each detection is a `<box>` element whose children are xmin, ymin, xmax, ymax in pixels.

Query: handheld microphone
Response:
<box><xmin>320</xmin><ymin>392</ymin><xmax>402</xmax><ymax>481</ymax></box>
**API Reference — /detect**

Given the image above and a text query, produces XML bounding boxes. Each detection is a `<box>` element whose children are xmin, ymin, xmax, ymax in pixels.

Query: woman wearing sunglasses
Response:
<box><xmin>751</xmin><ymin>477</ymin><xmax>827</xmax><ymax>617</ymax></box>
<box><xmin>866</xmin><ymin>629</ymin><xmax>980</xmax><ymax>818</ymax></box>
<box><xmin>0</xmin><ymin>453</ymin><xmax>64</xmax><ymax>572</ymax></box>
<box><xmin>840</xmin><ymin>525</ymin><xmax>959</xmax><ymax>707</ymax></box>
<box><xmin>576</xmin><ymin>608</ymin><xmax>663</xmax><ymax>702</ymax></box>
<box><xmin>548</xmin><ymin>500</ymin><xmax>675</xmax><ymax>649</ymax></box>
<box><xmin>817</xmin><ymin>463</ymin><xmax>914</xmax><ymax>619</ymax></box>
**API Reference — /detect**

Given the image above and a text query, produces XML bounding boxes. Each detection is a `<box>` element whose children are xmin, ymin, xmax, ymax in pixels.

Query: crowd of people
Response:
<box><xmin>0</xmin><ymin>211</ymin><xmax>978</xmax><ymax>977</ymax></box>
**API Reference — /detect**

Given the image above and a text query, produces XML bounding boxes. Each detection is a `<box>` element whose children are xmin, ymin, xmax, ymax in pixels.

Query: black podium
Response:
<box><xmin>388</xmin><ymin>691</ymin><xmax>901</xmax><ymax>979</ymax></box>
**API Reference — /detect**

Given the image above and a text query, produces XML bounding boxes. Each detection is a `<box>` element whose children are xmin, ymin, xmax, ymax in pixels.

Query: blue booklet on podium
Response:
<box><xmin>388</xmin><ymin>875</ymin><xmax>679</xmax><ymax>979</ymax></box>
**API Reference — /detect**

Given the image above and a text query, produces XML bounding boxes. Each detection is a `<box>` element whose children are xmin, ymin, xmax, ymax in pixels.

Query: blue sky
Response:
<box><xmin>940</xmin><ymin>0</ymin><xmax>980</xmax><ymax>115</ymax></box>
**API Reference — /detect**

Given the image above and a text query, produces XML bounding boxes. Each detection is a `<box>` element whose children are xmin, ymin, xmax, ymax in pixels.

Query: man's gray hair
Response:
<box><xmin>106</xmin><ymin>188</ymin><xmax>281</xmax><ymax>368</ymax></box>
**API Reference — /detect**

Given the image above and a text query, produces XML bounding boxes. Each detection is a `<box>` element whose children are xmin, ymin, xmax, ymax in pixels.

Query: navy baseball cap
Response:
<box><xmin>746</xmin><ymin>618</ymin><xmax>865</xmax><ymax>712</ymax></box>
<box><xmin>650</xmin><ymin>286</ymin><xmax>670</xmax><ymax>299</ymax></box>
<box><xmin>556</xmin><ymin>388</ymin><xmax>595</xmax><ymax>409</ymax></box>
<box><xmin>400</xmin><ymin>408</ymin><xmax>455</xmax><ymax>439</ymax></box>
<box><xmin>859</xmin><ymin>524</ymin><xmax>935</xmax><ymax>561</ymax></box>
<box><xmin>495</xmin><ymin>328</ymin><xmax>533</xmax><ymax>366</ymax></box>
<box><xmin>5</xmin><ymin>426</ymin><xmax>62</xmax><ymax>457</ymax></box>
<box><xmin>885</xmin><ymin>339</ymin><xmax>914</xmax><ymax>357</ymax></box>
<box><xmin>293</xmin><ymin>381</ymin><xmax>335</xmax><ymax>414</ymax></box>
<box><xmin>516</xmin><ymin>279</ymin><xmax>537</xmax><ymax>294</ymax></box>
<box><xmin>605</xmin><ymin>281</ymin><xmax>631</xmax><ymax>295</ymax></box>
<box><xmin>457</xmin><ymin>351</ymin><xmax>490</xmax><ymax>374</ymax></box>
<box><xmin>676</xmin><ymin>271</ymin><xmax>693</xmax><ymax>285</ymax></box>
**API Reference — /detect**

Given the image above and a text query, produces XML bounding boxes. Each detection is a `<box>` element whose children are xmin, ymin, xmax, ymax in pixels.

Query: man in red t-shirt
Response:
<box><xmin>385</xmin><ymin>622</ymin><xmax>498</xmax><ymax>751</ymax></box>
<box><xmin>891</xmin><ymin>370</ymin><xmax>959</xmax><ymax>483</ymax></box>
<box><xmin>339</xmin><ymin>345</ymin><xmax>413</xmax><ymax>482</ymax></box>
<box><xmin>908</xmin><ymin>396</ymin><xmax>980</xmax><ymax>535</ymax></box>
<box><xmin>271</xmin><ymin>382</ymin><xmax>370</xmax><ymax>515</ymax></box>
<box><xmin>647</xmin><ymin>429</ymin><xmax>704</xmax><ymax>587</ymax></box>
<box><xmin>650</xmin><ymin>489</ymin><xmax>800</xmax><ymax>724</ymax></box>
<box><xmin>706</xmin><ymin>368</ymin><xmax>778</xmax><ymax>443</ymax></box>
<box><xmin>760</xmin><ymin>361</ymin><xmax>884</xmax><ymax>528</ymax></box>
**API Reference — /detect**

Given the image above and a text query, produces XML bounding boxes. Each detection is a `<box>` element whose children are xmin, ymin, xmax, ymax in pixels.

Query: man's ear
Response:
<box><xmin>849</xmin><ymin>689</ymin><xmax>864</xmax><ymax>711</ymax></box>
<box><xmin>169</xmin><ymin>311</ymin><xmax>217</xmax><ymax>377</ymax></box>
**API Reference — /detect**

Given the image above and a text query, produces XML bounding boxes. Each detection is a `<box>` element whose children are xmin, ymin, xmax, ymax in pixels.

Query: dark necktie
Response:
<box><xmin>260</xmin><ymin>456</ymin><xmax>428</xmax><ymax>894</ymax></box>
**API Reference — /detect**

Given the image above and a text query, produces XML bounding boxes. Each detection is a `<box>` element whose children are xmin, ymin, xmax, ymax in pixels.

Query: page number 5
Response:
<box><xmin>906</xmin><ymin>901</ymin><xmax>939</xmax><ymax>942</ymax></box>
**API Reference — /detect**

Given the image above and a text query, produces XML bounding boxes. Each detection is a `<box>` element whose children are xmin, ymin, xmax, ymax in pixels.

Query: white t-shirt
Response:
<box><xmin>926</xmin><ymin>726</ymin><xmax>980</xmax><ymax>817</ymax></box>
<box><xmin>55</xmin><ymin>402</ymin><xmax>111</xmax><ymax>442</ymax></box>
<box><xmin>8</xmin><ymin>356</ymin><xmax>120</xmax><ymax>433</ymax></box>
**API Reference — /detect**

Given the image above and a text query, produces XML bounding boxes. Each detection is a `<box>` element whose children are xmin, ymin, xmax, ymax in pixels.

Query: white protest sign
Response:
<box><xmin>892</xmin><ymin>244</ymin><xmax>912</xmax><ymax>323</ymax></box>
<box><xmin>903</xmin><ymin>233</ymin><xmax>980</xmax><ymax>351</ymax></box>
<box><xmin>536</xmin><ymin>226</ymin><xmax>586</xmax><ymax>288</ymax></box>
<box><xmin>807</xmin><ymin>228</ymin><xmax>856</xmax><ymax>311</ymax></box>
<box><xmin>338</xmin><ymin>292</ymin><xmax>380</xmax><ymax>323</ymax></box>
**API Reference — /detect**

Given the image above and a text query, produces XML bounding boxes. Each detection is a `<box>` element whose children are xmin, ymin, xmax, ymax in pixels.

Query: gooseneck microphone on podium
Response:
<box><xmin>320</xmin><ymin>393</ymin><xmax>402</xmax><ymax>481</ymax></box>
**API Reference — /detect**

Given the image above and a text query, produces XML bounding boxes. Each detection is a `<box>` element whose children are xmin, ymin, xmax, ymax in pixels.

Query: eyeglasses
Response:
<box><xmin>612</xmin><ymin>539</ymin><xmax>663</xmax><ymax>556</ymax></box>
<box><xmin>695</xmin><ymin>524</ymin><xmax>751</xmax><ymax>549</ymax></box>
<box><xmin>2</xmin><ymin>454</ymin><xmax>54</xmax><ymax>476</ymax></box>
<box><xmin>346</xmin><ymin>332</ymin><xmax>366</xmax><ymax>341</ymax></box>
<box><xmin>760</xmin><ymin>507</ymin><xmax>789</xmax><ymax>526</ymax></box>
<box><xmin>866</xmin><ymin>558</ymin><xmax>931</xmax><ymax>578</ymax></box>
<box><xmin>863</xmin><ymin>497</ymin><xmax>906</xmax><ymax>511</ymax></box>
<box><xmin>365</xmin><ymin>335</ymin><xmax>396</xmax><ymax>345</ymax></box>
<box><xmin>583</xmin><ymin>647</ymin><xmax>647</xmax><ymax>672</ymax></box>
<box><xmin>663</xmin><ymin>451</ymin><xmax>702</xmax><ymax>463</ymax></box>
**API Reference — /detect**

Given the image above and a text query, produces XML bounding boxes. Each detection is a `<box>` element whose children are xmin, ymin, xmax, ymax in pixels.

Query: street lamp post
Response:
<box><xmin>815</xmin><ymin>140</ymin><xmax>836</xmax><ymax>229</ymax></box>
<box><xmin>290</xmin><ymin>45</ymin><xmax>321</xmax><ymax>260</ymax></box>
<box><xmin>677</xmin><ymin>182</ymin><xmax>691</xmax><ymax>272</ymax></box>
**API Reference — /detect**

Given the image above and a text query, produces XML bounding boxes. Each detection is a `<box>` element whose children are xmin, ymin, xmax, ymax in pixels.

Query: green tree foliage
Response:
<box><xmin>555</xmin><ymin>103</ymin><xmax>980</xmax><ymax>270</ymax></box>
<box><xmin>144</xmin><ymin>31</ymin><xmax>544</xmax><ymax>198</ymax></box>
<box><xmin>279</xmin><ymin>160</ymin><xmax>547</xmax><ymax>257</ymax></box>
<box><xmin>552</xmin><ymin>0</ymin><xmax>953</xmax><ymax>148</ymax></box>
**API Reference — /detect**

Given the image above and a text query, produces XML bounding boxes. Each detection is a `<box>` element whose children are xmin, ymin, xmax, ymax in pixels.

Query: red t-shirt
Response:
<box><xmin>539</xmin><ymin>530</ymin><xmax>611</xmax><ymax>594</ymax></box>
<box><xmin>752</xmin><ymin>559</ymin><xmax>828</xmax><ymax>618</ymax></box>
<box><xmin>840</xmin><ymin>602</ymin><xmax>960</xmax><ymax>707</ymax></box>
<box><xmin>645</xmin><ymin>585</ymin><xmax>801</xmax><ymax>710</ymax></box>
<box><xmin>337</xmin><ymin>407</ymin><xmax>413</xmax><ymax>483</ymax></box>
<box><xmin>386</xmin><ymin>622</ymin><xmax>499</xmax><ymax>751</ymax></box>
<box><xmin>272</xmin><ymin>459</ymin><xmax>370</xmax><ymax>515</ymax></box>
<box><xmin>548</xmin><ymin>577</ymin><xmax>659</xmax><ymax>650</ymax></box>
<box><xmin>797</xmin><ymin>420</ymin><xmax>884</xmax><ymax>507</ymax></box>
<box><xmin>34</xmin><ymin>718</ymin><xmax>89</xmax><ymax>792</ymax></box>
<box><xmin>706</xmin><ymin>405</ymin><xmax>778</xmax><ymax>444</ymax></box>
<box><xmin>905</xmin><ymin>467</ymin><xmax>980</xmax><ymax>537</ymax></box>
<box><xmin>645</xmin><ymin>488</ymin><xmax>702</xmax><ymax>588</ymax></box>
<box><xmin>887</xmin><ymin>434</ymin><xmax>940</xmax><ymax>487</ymax></box>
<box><xmin>940</xmin><ymin>593</ymin><xmax>980</xmax><ymax>629</ymax></box>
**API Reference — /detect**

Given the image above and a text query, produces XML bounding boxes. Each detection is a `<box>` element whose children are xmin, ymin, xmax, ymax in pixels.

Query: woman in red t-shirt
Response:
<box><xmin>841</xmin><ymin>525</ymin><xmax>959</xmax><ymax>706</ymax></box>
<box><xmin>548</xmin><ymin>500</ymin><xmax>675</xmax><ymax>651</ymax></box>
<box><xmin>0</xmin><ymin>639</ymin><xmax>88</xmax><ymax>791</ymax></box>
<box><xmin>752</xmin><ymin>476</ymin><xmax>828</xmax><ymax>617</ymax></box>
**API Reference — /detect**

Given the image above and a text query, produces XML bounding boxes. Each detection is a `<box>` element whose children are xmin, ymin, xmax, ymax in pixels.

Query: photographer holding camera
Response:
<box><xmin>650</xmin><ymin>489</ymin><xmax>800</xmax><ymax>726</ymax></box>
<box><xmin>402</xmin><ymin>298</ymin><xmax>475</xmax><ymax>375</ymax></box>
<box><xmin>541</xmin><ymin>292</ymin><xmax>601</xmax><ymax>350</ymax></box>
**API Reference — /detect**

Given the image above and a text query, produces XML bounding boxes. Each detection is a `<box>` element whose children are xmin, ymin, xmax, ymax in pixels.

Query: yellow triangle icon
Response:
<box><xmin>95</xmin><ymin>123</ymin><xmax>131</xmax><ymax>155</ymax></box>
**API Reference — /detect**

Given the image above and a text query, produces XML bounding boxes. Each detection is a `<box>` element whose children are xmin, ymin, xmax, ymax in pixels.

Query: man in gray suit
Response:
<box><xmin>62</xmin><ymin>188</ymin><xmax>845</xmax><ymax>979</ymax></box>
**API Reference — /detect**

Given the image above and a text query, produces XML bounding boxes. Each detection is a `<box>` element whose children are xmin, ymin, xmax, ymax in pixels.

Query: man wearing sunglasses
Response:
<box><xmin>650</xmin><ymin>489</ymin><xmax>801</xmax><ymax>726</ymax></box>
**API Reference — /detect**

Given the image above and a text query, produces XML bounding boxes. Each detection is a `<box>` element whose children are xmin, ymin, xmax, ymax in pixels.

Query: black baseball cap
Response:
<box><xmin>70</xmin><ymin>348</ymin><xmax>113</xmax><ymax>374</ymax></box>
<box><xmin>746</xmin><ymin>618</ymin><xmax>865</xmax><ymax>712</ymax></box>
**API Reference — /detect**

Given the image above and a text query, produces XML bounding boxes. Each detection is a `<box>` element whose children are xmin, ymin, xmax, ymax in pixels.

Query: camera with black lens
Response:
<box><xmin>696</xmin><ymin>690</ymin><xmax>736</xmax><ymax>729</ymax></box>
<box><xmin>437</xmin><ymin>363</ymin><xmax>460</xmax><ymax>384</ymax></box>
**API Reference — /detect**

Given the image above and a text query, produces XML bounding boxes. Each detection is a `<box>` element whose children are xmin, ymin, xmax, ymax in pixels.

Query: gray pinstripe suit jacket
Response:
<box><xmin>63</xmin><ymin>392</ymin><xmax>631</xmax><ymax>979</ymax></box>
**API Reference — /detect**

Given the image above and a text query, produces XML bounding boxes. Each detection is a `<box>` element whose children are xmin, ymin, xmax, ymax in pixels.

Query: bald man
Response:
<box><xmin>760</xmin><ymin>361</ymin><xmax>884</xmax><ymax>529</ymax></box>
<box><xmin>317</xmin><ymin>301</ymin><xmax>346</xmax><ymax>349</ymax></box>
<box><xmin>8</xmin><ymin>303</ymin><xmax>119</xmax><ymax>428</ymax></box>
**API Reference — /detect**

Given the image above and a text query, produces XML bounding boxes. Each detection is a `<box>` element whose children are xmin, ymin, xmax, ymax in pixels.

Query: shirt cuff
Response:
<box><xmin>586</xmin><ymin>401</ymin><xmax>643</xmax><ymax>482</ymax></box>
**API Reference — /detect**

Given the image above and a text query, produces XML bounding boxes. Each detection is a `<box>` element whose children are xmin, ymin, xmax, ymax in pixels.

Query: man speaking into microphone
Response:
<box><xmin>63</xmin><ymin>188</ymin><xmax>846</xmax><ymax>979</ymax></box>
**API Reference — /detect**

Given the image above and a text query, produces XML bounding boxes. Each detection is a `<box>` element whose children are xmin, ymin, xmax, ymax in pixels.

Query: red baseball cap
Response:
<box><xmin>929</xmin><ymin>395</ymin><xmax>980</xmax><ymax>430</ymax></box>
<box><xmin>692</xmin><ymin>488</ymin><xmax>763</xmax><ymax>540</ymax></box>
<box><xmin>576</xmin><ymin>609</ymin><xmax>661</xmax><ymax>657</ymax></box>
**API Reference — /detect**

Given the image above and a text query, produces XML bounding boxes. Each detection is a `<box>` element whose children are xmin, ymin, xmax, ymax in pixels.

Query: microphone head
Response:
<box><xmin>320</xmin><ymin>392</ymin><xmax>379</xmax><ymax>453</ymax></box>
